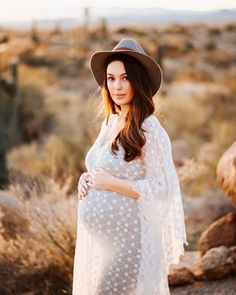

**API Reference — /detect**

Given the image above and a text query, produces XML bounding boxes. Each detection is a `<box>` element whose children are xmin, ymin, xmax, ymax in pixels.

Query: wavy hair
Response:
<box><xmin>102</xmin><ymin>54</ymin><xmax>155</xmax><ymax>162</ymax></box>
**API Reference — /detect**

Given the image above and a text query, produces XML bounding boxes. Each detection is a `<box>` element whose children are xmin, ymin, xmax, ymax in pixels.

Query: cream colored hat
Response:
<box><xmin>90</xmin><ymin>38</ymin><xmax>163</xmax><ymax>96</ymax></box>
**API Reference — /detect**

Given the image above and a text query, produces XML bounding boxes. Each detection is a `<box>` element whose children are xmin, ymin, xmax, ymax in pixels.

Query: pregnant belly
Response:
<box><xmin>79</xmin><ymin>187</ymin><xmax>139</xmax><ymax>237</ymax></box>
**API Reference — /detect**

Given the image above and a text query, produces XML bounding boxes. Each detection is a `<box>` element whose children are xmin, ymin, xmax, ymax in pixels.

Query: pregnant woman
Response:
<box><xmin>72</xmin><ymin>38</ymin><xmax>188</xmax><ymax>295</ymax></box>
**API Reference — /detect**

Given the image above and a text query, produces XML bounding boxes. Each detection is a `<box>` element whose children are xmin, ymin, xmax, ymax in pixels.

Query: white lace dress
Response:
<box><xmin>72</xmin><ymin>114</ymin><xmax>188</xmax><ymax>295</ymax></box>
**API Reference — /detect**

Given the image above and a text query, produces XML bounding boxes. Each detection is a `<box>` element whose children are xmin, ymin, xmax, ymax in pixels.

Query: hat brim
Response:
<box><xmin>90</xmin><ymin>49</ymin><xmax>163</xmax><ymax>96</ymax></box>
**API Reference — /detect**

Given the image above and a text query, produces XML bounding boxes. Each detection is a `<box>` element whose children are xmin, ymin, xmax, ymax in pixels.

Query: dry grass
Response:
<box><xmin>0</xmin><ymin>176</ymin><xmax>77</xmax><ymax>294</ymax></box>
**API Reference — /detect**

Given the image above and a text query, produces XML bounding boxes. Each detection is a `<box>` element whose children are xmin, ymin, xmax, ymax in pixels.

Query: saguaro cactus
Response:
<box><xmin>0</xmin><ymin>57</ymin><xmax>19</xmax><ymax>188</ymax></box>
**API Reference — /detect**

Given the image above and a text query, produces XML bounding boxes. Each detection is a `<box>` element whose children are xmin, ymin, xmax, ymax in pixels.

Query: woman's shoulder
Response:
<box><xmin>101</xmin><ymin>113</ymin><xmax>117</xmax><ymax>128</ymax></box>
<box><xmin>142</xmin><ymin>114</ymin><xmax>170</xmax><ymax>140</ymax></box>
<box><xmin>104</xmin><ymin>113</ymin><xmax>118</xmax><ymax>124</ymax></box>
<box><xmin>142</xmin><ymin>114</ymin><xmax>162</xmax><ymax>130</ymax></box>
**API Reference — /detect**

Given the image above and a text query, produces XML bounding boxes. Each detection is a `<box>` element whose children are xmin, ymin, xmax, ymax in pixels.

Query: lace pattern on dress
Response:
<box><xmin>72</xmin><ymin>114</ymin><xmax>188</xmax><ymax>295</ymax></box>
<box><xmin>132</xmin><ymin>116</ymin><xmax>188</xmax><ymax>294</ymax></box>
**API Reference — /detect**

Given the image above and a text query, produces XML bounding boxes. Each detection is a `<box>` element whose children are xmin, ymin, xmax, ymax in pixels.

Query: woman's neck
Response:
<box><xmin>117</xmin><ymin>106</ymin><xmax>130</xmax><ymax>122</ymax></box>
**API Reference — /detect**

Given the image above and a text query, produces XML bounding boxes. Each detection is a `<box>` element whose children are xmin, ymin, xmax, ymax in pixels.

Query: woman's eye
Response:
<box><xmin>107</xmin><ymin>76</ymin><xmax>128</xmax><ymax>81</ymax></box>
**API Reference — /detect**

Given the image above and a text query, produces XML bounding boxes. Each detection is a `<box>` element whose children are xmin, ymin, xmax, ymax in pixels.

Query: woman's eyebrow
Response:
<box><xmin>107</xmin><ymin>72</ymin><xmax>127</xmax><ymax>76</ymax></box>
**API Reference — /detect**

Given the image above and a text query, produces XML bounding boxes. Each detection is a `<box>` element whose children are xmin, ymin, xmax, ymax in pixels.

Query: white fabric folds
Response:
<box><xmin>132</xmin><ymin>116</ymin><xmax>188</xmax><ymax>294</ymax></box>
<box><xmin>72</xmin><ymin>114</ymin><xmax>188</xmax><ymax>295</ymax></box>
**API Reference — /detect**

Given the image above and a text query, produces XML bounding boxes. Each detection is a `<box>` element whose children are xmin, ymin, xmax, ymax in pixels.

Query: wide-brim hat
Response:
<box><xmin>90</xmin><ymin>38</ymin><xmax>163</xmax><ymax>96</ymax></box>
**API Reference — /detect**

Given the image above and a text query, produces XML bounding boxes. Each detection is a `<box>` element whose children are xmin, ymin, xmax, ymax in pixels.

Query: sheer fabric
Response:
<box><xmin>72</xmin><ymin>114</ymin><xmax>188</xmax><ymax>295</ymax></box>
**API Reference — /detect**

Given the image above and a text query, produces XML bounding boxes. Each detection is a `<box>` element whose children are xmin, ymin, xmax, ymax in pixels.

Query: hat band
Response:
<box><xmin>113</xmin><ymin>47</ymin><xmax>136</xmax><ymax>52</ymax></box>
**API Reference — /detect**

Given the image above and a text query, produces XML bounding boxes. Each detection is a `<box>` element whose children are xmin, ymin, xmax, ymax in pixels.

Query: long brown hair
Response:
<box><xmin>102</xmin><ymin>54</ymin><xmax>155</xmax><ymax>162</ymax></box>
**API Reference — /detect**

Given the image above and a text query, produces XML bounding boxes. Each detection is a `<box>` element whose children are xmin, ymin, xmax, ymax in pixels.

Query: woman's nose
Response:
<box><xmin>114</xmin><ymin>79</ymin><xmax>122</xmax><ymax>89</ymax></box>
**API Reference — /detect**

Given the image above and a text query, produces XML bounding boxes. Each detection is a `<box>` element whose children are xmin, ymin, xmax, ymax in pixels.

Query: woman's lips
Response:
<box><xmin>114</xmin><ymin>94</ymin><xmax>125</xmax><ymax>98</ymax></box>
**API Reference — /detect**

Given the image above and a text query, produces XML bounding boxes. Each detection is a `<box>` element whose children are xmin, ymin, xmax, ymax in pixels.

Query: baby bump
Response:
<box><xmin>79</xmin><ymin>187</ymin><xmax>140</xmax><ymax>238</ymax></box>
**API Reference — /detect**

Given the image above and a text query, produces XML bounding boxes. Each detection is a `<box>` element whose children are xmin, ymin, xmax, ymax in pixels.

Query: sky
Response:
<box><xmin>0</xmin><ymin>0</ymin><xmax>235</xmax><ymax>22</ymax></box>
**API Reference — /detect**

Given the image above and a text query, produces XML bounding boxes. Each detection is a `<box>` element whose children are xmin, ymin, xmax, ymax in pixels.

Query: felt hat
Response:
<box><xmin>89</xmin><ymin>38</ymin><xmax>163</xmax><ymax>96</ymax></box>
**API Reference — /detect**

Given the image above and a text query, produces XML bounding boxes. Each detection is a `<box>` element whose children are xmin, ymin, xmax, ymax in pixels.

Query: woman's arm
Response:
<box><xmin>107</xmin><ymin>176</ymin><xmax>140</xmax><ymax>199</ymax></box>
<box><xmin>88</xmin><ymin>167</ymin><xmax>140</xmax><ymax>199</ymax></box>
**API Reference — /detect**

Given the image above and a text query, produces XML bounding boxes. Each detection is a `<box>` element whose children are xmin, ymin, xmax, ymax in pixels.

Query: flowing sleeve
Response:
<box><xmin>132</xmin><ymin>115</ymin><xmax>188</xmax><ymax>294</ymax></box>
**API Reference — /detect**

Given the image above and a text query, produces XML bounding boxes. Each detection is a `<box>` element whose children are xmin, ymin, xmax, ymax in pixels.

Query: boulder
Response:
<box><xmin>183</xmin><ymin>191</ymin><xmax>235</xmax><ymax>250</ymax></box>
<box><xmin>217</xmin><ymin>141</ymin><xmax>236</xmax><ymax>208</ymax></box>
<box><xmin>169</xmin><ymin>251</ymin><xmax>201</xmax><ymax>285</ymax></box>
<box><xmin>200</xmin><ymin>245</ymin><xmax>236</xmax><ymax>279</ymax></box>
<box><xmin>198</xmin><ymin>212</ymin><xmax>236</xmax><ymax>255</ymax></box>
<box><xmin>168</xmin><ymin>266</ymin><xmax>195</xmax><ymax>286</ymax></box>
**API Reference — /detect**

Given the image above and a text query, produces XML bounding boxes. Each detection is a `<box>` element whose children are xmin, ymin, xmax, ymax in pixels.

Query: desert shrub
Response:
<box><xmin>164</xmin><ymin>24</ymin><xmax>189</xmax><ymax>34</ymax></box>
<box><xmin>175</xmin><ymin>68</ymin><xmax>214</xmax><ymax>82</ymax></box>
<box><xmin>197</xmin><ymin>80</ymin><xmax>236</xmax><ymax>150</ymax></box>
<box><xmin>225</xmin><ymin>23</ymin><xmax>236</xmax><ymax>32</ymax></box>
<box><xmin>179</xmin><ymin>157</ymin><xmax>216</xmax><ymax>197</ymax></box>
<box><xmin>0</xmin><ymin>34</ymin><xmax>9</xmax><ymax>44</ymax></box>
<box><xmin>20</xmin><ymin>48</ymin><xmax>56</xmax><ymax>67</ymax></box>
<box><xmin>203</xmin><ymin>49</ymin><xmax>235</xmax><ymax>68</ymax></box>
<box><xmin>208</xmin><ymin>27</ymin><xmax>221</xmax><ymax>36</ymax></box>
<box><xmin>18</xmin><ymin>82</ymin><xmax>53</xmax><ymax>142</ymax></box>
<box><xmin>204</xmin><ymin>40</ymin><xmax>217</xmax><ymax>50</ymax></box>
<box><xmin>0</xmin><ymin>179</ymin><xmax>77</xmax><ymax>294</ymax></box>
<box><xmin>184</xmin><ymin>40</ymin><xmax>194</xmax><ymax>51</ymax></box>
<box><xmin>8</xmin><ymin>134</ymin><xmax>84</xmax><ymax>193</ymax></box>
<box><xmin>114</xmin><ymin>26</ymin><xmax>146</xmax><ymax>36</ymax></box>
<box><xmin>159</xmin><ymin>75</ymin><xmax>236</xmax><ymax>196</ymax></box>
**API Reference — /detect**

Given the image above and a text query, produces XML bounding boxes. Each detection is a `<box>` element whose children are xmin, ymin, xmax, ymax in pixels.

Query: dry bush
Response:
<box><xmin>159</xmin><ymin>94</ymin><xmax>208</xmax><ymax>149</ymax></box>
<box><xmin>225</xmin><ymin>23</ymin><xmax>236</xmax><ymax>32</ymax></box>
<box><xmin>0</xmin><ymin>178</ymin><xmax>78</xmax><ymax>294</ymax></box>
<box><xmin>8</xmin><ymin>80</ymin><xmax>103</xmax><ymax>193</ymax></box>
<box><xmin>19</xmin><ymin>64</ymin><xmax>55</xmax><ymax>87</ymax></box>
<box><xmin>19</xmin><ymin>46</ymin><xmax>58</xmax><ymax>67</ymax></box>
<box><xmin>179</xmin><ymin>158</ymin><xmax>216</xmax><ymax>197</ymax></box>
<box><xmin>175</xmin><ymin>67</ymin><xmax>214</xmax><ymax>82</ymax></box>
<box><xmin>203</xmin><ymin>49</ymin><xmax>236</xmax><ymax>68</ymax></box>
<box><xmin>159</xmin><ymin>74</ymin><xmax>236</xmax><ymax>196</ymax></box>
<box><xmin>18</xmin><ymin>82</ymin><xmax>53</xmax><ymax>142</ymax></box>
<box><xmin>114</xmin><ymin>25</ymin><xmax>147</xmax><ymax>37</ymax></box>
<box><xmin>8</xmin><ymin>134</ymin><xmax>83</xmax><ymax>193</ymax></box>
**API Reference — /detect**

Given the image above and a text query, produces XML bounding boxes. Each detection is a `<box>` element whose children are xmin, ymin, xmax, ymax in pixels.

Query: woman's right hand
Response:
<box><xmin>77</xmin><ymin>172</ymin><xmax>90</xmax><ymax>200</ymax></box>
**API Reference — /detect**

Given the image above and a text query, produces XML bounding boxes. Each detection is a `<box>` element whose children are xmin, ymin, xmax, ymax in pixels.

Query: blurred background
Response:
<box><xmin>0</xmin><ymin>1</ymin><xmax>236</xmax><ymax>294</ymax></box>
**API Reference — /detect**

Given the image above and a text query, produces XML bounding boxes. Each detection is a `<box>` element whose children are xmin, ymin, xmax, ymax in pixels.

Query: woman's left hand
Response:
<box><xmin>88</xmin><ymin>167</ymin><xmax>115</xmax><ymax>190</ymax></box>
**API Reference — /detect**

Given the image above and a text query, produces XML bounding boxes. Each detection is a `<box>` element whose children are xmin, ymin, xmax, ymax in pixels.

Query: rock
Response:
<box><xmin>171</xmin><ymin>139</ymin><xmax>193</xmax><ymax>167</ymax></box>
<box><xmin>170</xmin><ymin>275</ymin><xmax>236</xmax><ymax>295</ymax></box>
<box><xmin>170</xmin><ymin>250</ymin><xmax>201</xmax><ymax>273</ymax></box>
<box><xmin>198</xmin><ymin>212</ymin><xmax>236</xmax><ymax>255</ymax></box>
<box><xmin>200</xmin><ymin>245</ymin><xmax>236</xmax><ymax>279</ymax></box>
<box><xmin>216</xmin><ymin>141</ymin><xmax>236</xmax><ymax>208</ymax></box>
<box><xmin>183</xmin><ymin>191</ymin><xmax>235</xmax><ymax>250</ymax></box>
<box><xmin>168</xmin><ymin>266</ymin><xmax>195</xmax><ymax>286</ymax></box>
<box><xmin>169</xmin><ymin>251</ymin><xmax>205</xmax><ymax>284</ymax></box>
<box><xmin>0</xmin><ymin>190</ymin><xmax>29</xmax><ymax>240</ymax></box>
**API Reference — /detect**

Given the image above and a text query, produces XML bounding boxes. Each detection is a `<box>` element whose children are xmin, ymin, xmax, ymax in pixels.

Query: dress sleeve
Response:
<box><xmin>132</xmin><ymin>115</ymin><xmax>188</xmax><ymax>293</ymax></box>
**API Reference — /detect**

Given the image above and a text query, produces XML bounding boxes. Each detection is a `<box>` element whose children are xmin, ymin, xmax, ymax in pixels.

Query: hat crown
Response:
<box><xmin>113</xmin><ymin>38</ymin><xmax>145</xmax><ymax>54</ymax></box>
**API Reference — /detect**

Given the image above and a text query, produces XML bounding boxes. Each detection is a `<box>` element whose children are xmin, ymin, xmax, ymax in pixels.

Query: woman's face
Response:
<box><xmin>106</xmin><ymin>60</ymin><xmax>134</xmax><ymax>107</ymax></box>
